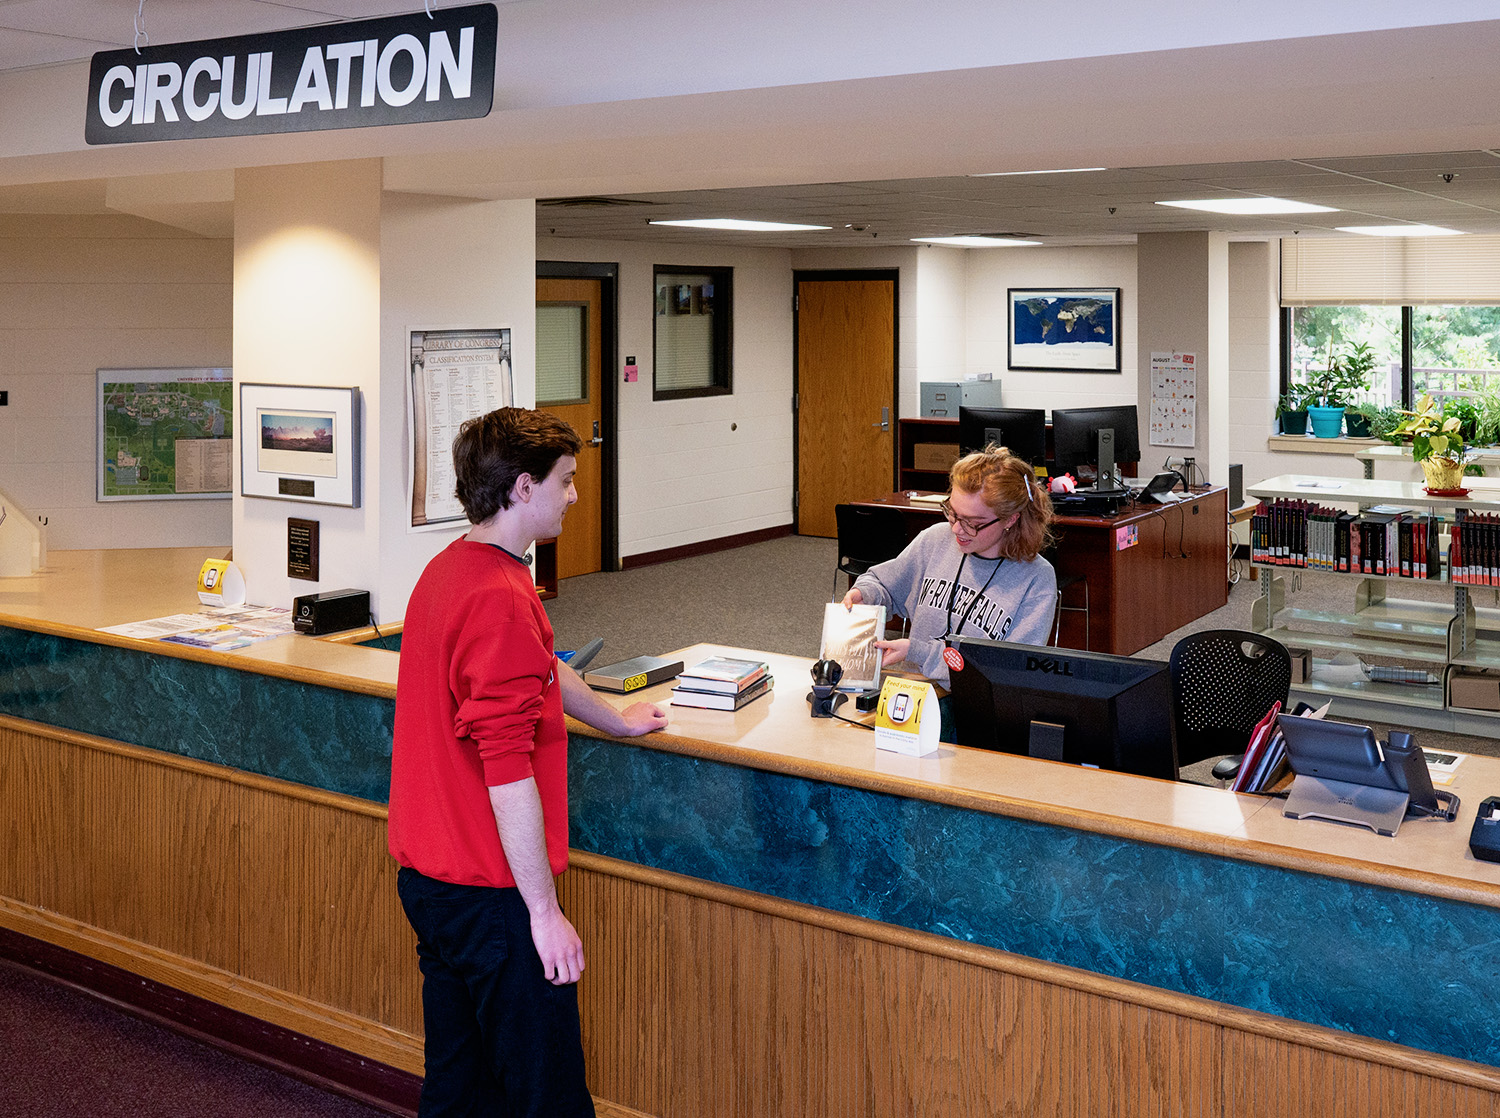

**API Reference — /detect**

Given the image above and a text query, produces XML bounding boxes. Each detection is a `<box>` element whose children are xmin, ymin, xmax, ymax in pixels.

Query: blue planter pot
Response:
<box><xmin>1307</xmin><ymin>405</ymin><xmax>1346</xmax><ymax>438</ymax></box>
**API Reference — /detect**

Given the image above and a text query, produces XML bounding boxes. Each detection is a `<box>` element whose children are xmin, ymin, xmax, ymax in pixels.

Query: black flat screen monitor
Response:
<box><xmin>945</xmin><ymin>636</ymin><xmax>1178</xmax><ymax>780</ymax></box>
<box><xmin>958</xmin><ymin>406</ymin><xmax>1047</xmax><ymax>467</ymax></box>
<box><xmin>1052</xmin><ymin>405</ymin><xmax>1140</xmax><ymax>487</ymax></box>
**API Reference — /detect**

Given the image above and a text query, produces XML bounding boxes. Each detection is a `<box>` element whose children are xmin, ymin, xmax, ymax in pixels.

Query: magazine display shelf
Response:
<box><xmin>1247</xmin><ymin>473</ymin><xmax>1500</xmax><ymax>720</ymax></box>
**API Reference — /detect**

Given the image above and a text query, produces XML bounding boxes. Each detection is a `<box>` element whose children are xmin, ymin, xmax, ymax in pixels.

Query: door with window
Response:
<box><xmin>536</xmin><ymin>277</ymin><xmax>604</xmax><ymax>578</ymax></box>
<box><xmin>795</xmin><ymin>272</ymin><xmax>898</xmax><ymax>538</ymax></box>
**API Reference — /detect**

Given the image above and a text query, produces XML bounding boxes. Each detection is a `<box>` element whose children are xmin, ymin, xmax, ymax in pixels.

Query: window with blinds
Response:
<box><xmin>653</xmin><ymin>266</ymin><xmax>732</xmax><ymax>399</ymax></box>
<box><xmin>1281</xmin><ymin>235</ymin><xmax>1500</xmax><ymax>306</ymax></box>
<box><xmin>536</xmin><ymin>303</ymin><xmax>587</xmax><ymax>406</ymax></box>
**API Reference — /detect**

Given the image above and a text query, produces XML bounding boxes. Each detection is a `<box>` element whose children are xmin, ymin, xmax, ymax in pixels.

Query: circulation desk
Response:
<box><xmin>3</xmin><ymin>554</ymin><xmax>1500</xmax><ymax>1118</ymax></box>
<box><xmin>854</xmin><ymin>486</ymin><xmax>1229</xmax><ymax>654</ymax></box>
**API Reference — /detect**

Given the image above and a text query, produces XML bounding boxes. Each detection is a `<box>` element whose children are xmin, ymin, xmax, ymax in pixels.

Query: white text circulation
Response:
<box><xmin>85</xmin><ymin>4</ymin><xmax>496</xmax><ymax>144</ymax></box>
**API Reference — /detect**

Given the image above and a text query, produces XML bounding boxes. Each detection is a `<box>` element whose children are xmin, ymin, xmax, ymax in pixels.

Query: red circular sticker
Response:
<box><xmin>942</xmin><ymin>647</ymin><xmax>965</xmax><ymax>673</ymax></box>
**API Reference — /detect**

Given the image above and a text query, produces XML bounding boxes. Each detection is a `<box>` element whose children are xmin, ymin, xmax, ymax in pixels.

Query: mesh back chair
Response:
<box><xmin>1169</xmin><ymin>629</ymin><xmax>1292</xmax><ymax>784</ymax></box>
<box><xmin>833</xmin><ymin>503</ymin><xmax>911</xmax><ymax>600</ymax></box>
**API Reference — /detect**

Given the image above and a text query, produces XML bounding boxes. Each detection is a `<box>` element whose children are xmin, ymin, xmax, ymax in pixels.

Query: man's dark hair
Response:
<box><xmin>452</xmin><ymin>408</ymin><xmax>582</xmax><ymax>525</ymax></box>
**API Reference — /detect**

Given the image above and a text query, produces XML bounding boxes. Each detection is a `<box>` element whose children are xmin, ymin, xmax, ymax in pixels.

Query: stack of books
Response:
<box><xmin>670</xmin><ymin>655</ymin><xmax>774</xmax><ymax>710</ymax></box>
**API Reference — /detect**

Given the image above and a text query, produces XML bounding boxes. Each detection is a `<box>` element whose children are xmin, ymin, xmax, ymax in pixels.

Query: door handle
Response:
<box><xmin>872</xmin><ymin>407</ymin><xmax>890</xmax><ymax>432</ymax></box>
<box><xmin>590</xmin><ymin>420</ymin><xmax>604</xmax><ymax>446</ymax></box>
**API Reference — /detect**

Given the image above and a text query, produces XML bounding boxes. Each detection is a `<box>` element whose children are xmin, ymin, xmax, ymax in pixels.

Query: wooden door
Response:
<box><xmin>536</xmin><ymin>277</ymin><xmax>603</xmax><ymax>578</ymax></box>
<box><xmin>796</xmin><ymin>275</ymin><xmax>897</xmax><ymax>538</ymax></box>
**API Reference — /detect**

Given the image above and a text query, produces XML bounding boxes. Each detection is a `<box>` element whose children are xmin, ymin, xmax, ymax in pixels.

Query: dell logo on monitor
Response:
<box><xmin>1024</xmin><ymin>655</ymin><xmax>1075</xmax><ymax>676</ymax></box>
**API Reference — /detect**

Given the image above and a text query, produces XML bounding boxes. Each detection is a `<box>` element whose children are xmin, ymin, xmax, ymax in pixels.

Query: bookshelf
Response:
<box><xmin>1247</xmin><ymin>473</ymin><xmax>1500</xmax><ymax>722</ymax></box>
<box><xmin>896</xmin><ymin>417</ymin><xmax>959</xmax><ymax>491</ymax></box>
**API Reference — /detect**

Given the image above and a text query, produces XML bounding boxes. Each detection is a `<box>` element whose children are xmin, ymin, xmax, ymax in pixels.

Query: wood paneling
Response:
<box><xmin>560</xmin><ymin>861</ymin><xmax>1220</xmax><ymax>1118</ymax></box>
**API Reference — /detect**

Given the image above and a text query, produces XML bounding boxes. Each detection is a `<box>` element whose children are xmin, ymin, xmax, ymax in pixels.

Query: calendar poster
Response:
<box><xmin>1150</xmin><ymin>351</ymin><xmax>1196</xmax><ymax>447</ymax></box>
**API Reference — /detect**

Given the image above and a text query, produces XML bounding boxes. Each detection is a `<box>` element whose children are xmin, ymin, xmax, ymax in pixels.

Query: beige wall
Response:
<box><xmin>379</xmin><ymin>193</ymin><xmax>537</xmax><ymax>615</ymax></box>
<box><xmin>538</xmin><ymin>236</ymin><xmax>794</xmax><ymax>561</ymax></box>
<box><xmin>232</xmin><ymin>161</ymin><xmax>382</xmax><ymax>608</ymax></box>
<box><xmin>0</xmin><ymin>214</ymin><xmax>232</xmax><ymax>550</ymax></box>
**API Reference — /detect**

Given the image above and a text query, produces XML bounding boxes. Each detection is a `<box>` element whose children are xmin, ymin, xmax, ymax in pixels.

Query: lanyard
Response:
<box><xmin>945</xmin><ymin>553</ymin><xmax>1003</xmax><ymax>639</ymax></box>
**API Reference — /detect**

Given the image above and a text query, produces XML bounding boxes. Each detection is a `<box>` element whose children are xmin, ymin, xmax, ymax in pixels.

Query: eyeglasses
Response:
<box><xmin>940</xmin><ymin>499</ymin><xmax>1002</xmax><ymax>535</ymax></box>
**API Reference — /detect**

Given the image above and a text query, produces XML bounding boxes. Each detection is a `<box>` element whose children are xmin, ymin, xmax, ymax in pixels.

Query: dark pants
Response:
<box><xmin>396</xmin><ymin>867</ymin><xmax>594</xmax><ymax>1118</ymax></box>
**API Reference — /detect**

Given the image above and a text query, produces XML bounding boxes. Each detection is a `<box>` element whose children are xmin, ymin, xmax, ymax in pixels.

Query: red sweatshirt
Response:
<box><xmin>388</xmin><ymin>538</ymin><xmax>569</xmax><ymax>888</ymax></box>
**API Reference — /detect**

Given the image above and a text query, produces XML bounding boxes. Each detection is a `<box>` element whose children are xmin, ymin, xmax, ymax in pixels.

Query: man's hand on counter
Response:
<box><xmin>558</xmin><ymin>659</ymin><xmax>669</xmax><ymax>737</ymax></box>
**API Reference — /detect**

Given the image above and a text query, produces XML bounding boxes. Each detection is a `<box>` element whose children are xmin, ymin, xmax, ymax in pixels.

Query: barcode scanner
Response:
<box><xmin>808</xmin><ymin>659</ymin><xmax>846</xmax><ymax>718</ymax></box>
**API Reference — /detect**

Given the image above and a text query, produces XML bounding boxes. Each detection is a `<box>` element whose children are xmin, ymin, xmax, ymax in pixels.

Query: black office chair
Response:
<box><xmin>1169</xmin><ymin>629</ymin><xmax>1291</xmax><ymax>785</ymax></box>
<box><xmin>832</xmin><ymin>503</ymin><xmax>910</xmax><ymax>600</ymax></box>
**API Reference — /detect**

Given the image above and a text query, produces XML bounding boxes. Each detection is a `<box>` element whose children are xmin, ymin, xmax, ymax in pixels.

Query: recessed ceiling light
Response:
<box><xmin>970</xmin><ymin>167</ymin><xmax>1106</xmax><ymax>177</ymax></box>
<box><xmin>1335</xmin><ymin>224</ymin><xmax>1463</xmax><ymax>237</ymax></box>
<box><xmin>1156</xmin><ymin>198</ymin><xmax>1337</xmax><ymax>215</ymax></box>
<box><xmin>911</xmin><ymin>235</ymin><xmax>1042</xmax><ymax>247</ymax></box>
<box><xmin>648</xmin><ymin>218</ymin><xmax>831</xmax><ymax>232</ymax></box>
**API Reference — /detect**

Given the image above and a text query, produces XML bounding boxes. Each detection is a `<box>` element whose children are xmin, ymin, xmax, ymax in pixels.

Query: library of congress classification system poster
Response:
<box><xmin>1149</xmin><ymin>350</ymin><xmax>1197</xmax><ymax>448</ymax></box>
<box><xmin>408</xmin><ymin>328</ymin><xmax>512</xmax><ymax>529</ymax></box>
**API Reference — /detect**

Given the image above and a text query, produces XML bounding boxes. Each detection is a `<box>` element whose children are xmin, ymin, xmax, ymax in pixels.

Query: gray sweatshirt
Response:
<box><xmin>852</xmin><ymin>523</ymin><xmax>1057</xmax><ymax>685</ymax></box>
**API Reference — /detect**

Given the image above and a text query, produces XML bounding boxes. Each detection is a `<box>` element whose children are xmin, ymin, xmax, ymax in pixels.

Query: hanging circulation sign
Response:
<box><xmin>85</xmin><ymin>3</ymin><xmax>497</xmax><ymax>145</ymax></box>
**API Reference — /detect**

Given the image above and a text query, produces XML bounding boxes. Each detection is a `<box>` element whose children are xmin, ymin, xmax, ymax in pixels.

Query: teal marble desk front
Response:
<box><xmin>2</xmin><ymin>623</ymin><xmax>1497</xmax><ymax>1070</ymax></box>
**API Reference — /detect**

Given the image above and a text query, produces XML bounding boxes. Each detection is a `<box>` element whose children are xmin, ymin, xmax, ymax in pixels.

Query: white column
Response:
<box><xmin>1135</xmin><ymin>231</ymin><xmax>1230</xmax><ymax>486</ymax></box>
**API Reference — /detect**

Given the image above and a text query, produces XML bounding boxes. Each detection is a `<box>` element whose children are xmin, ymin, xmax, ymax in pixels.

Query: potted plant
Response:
<box><xmin>1306</xmin><ymin>341</ymin><xmax>1379</xmax><ymax>438</ymax></box>
<box><xmin>1392</xmin><ymin>394</ymin><xmax>1467</xmax><ymax>491</ymax></box>
<box><xmin>1344</xmin><ymin>401</ymin><xmax>1378</xmax><ymax>439</ymax></box>
<box><xmin>1276</xmin><ymin>385</ymin><xmax>1309</xmax><ymax>436</ymax></box>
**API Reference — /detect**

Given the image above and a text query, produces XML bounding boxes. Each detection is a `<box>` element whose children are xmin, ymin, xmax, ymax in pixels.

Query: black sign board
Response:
<box><xmin>86</xmin><ymin>4</ymin><xmax>496</xmax><ymax>145</ymax></box>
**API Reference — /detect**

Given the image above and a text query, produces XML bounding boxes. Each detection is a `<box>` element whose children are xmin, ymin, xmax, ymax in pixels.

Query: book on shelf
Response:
<box><xmin>670</xmin><ymin>675</ymin><xmax>773</xmax><ymax>710</ymax></box>
<box><xmin>819</xmin><ymin>602</ymin><xmax>887</xmax><ymax>692</ymax></box>
<box><xmin>584</xmin><ymin>655</ymin><xmax>685</xmax><ymax>693</ymax></box>
<box><xmin>675</xmin><ymin>655</ymin><xmax>770</xmax><ymax>695</ymax></box>
<box><xmin>1250</xmin><ymin>499</ymin><xmax>1444</xmax><ymax>580</ymax></box>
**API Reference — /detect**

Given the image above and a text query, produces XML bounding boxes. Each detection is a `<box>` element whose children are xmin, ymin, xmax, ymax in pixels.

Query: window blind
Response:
<box><xmin>535</xmin><ymin>304</ymin><xmax>585</xmax><ymax>405</ymax></box>
<box><xmin>1282</xmin><ymin>235</ymin><xmax>1500</xmax><ymax>306</ymax></box>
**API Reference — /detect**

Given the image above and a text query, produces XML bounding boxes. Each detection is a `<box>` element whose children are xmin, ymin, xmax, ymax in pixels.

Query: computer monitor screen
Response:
<box><xmin>958</xmin><ymin>406</ymin><xmax>1047</xmax><ymax>466</ymax></box>
<box><xmin>1051</xmin><ymin>405</ymin><xmax>1141</xmax><ymax>486</ymax></box>
<box><xmin>945</xmin><ymin>637</ymin><xmax>1178</xmax><ymax>780</ymax></box>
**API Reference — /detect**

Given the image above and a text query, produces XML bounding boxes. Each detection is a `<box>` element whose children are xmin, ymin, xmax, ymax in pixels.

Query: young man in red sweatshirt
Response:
<box><xmin>389</xmin><ymin>407</ymin><xmax>667</xmax><ymax>1117</ymax></box>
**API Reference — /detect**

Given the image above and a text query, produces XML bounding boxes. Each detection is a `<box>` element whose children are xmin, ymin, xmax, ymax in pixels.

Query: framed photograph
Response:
<box><xmin>1008</xmin><ymin>288</ymin><xmax>1122</xmax><ymax>373</ymax></box>
<box><xmin>97</xmin><ymin>367</ymin><xmax>233</xmax><ymax>501</ymax></box>
<box><xmin>239</xmin><ymin>383</ymin><xmax>361</xmax><ymax>507</ymax></box>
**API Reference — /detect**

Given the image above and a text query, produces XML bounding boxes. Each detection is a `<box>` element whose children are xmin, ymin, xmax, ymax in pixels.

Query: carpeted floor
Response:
<box><xmin>0</xmin><ymin>961</ymin><xmax>389</xmax><ymax>1118</ymax></box>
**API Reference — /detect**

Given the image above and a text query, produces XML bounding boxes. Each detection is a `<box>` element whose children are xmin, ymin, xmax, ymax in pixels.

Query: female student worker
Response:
<box><xmin>843</xmin><ymin>445</ymin><xmax>1058</xmax><ymax>687</ymax></box>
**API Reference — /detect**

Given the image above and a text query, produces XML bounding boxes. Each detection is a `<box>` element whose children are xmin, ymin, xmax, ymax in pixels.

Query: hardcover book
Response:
<box><xmin>676</xmin><ymin>655</ymin><xmax>769</xmax><ymax>695</ymax></box>
<box><xmin>583</xmin><ymin>655</ymin><xmax>685</xmax><ymax>693</ymax></box>
<box><xmin>670</xmin><ymin>676</ymin><xmax>774</xmax><ymax>711</ymax></box>
<box><xmin>819</xmin><ymin>602</ymin><xmax>887</xmax><ymax>692</ymax></box>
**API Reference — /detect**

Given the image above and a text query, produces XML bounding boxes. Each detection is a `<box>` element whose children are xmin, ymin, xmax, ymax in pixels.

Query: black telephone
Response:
<box><xmin>1138</xmin><ymin>470</ymin><xmax>1187</xmax><ymax>504</ymax></box>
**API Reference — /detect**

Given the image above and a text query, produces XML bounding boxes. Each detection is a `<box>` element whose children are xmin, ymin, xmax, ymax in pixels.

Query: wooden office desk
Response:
<box><xmin>855</xmin><ymin>488</ymin><xmax>1230</xmax><ymax>654</ymax></box>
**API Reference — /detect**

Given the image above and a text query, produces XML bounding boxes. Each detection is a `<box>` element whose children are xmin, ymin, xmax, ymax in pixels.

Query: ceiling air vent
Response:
<box><xmin>538</xmin><ymin>196</ymin><xmax>653</xmax><ymax>208</ymax></box>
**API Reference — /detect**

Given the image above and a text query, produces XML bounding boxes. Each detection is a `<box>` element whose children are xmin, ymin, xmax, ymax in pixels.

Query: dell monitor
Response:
<box><xmin>958</xmin><ymin>406</ymin><xmax>1047</xmax><ymax>467</ymax></box>
<box><xmin>1052</xmin><ymin>405</ymin><xmax>1140</xmax><ymax>492</ymax></box>
<box><xmin>945</xmin><ymin>636</ymin><xmax>1178</xmax><ymax>780</ymax></box>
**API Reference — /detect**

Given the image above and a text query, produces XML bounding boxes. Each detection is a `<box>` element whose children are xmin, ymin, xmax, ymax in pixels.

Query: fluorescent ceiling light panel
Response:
<box><xmin>912</xmin><ymin>235</ymin><xmax>1042</xmax><ymax>247</ymax></box>
<box><xmin>971</xmin><ymin>167</ymin><xmax>1106</xmax><ymax>177</ymax></box>
<box><xmin>649</xmin><ymin>218</ymin><xmax>830</xmax><ymax>232</ymax></box>
<box><xmin>1336</xmin><ymin>224</ymin><xmax>1463</xmax><ymax>237</ymax></box>
<box><xmin>1156</xmin><ymin>197</ymin><xmax>1337</xmax><ymax>214</ymax></box>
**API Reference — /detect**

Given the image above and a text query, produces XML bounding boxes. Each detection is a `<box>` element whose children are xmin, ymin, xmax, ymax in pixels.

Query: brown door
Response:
<box><xmin>536</xmin><ymin>276</ymin><xmax>603</xmax><ymax>578</ymax></box>
<box><xmin>795</xmin><ymin>275</ymin><xmax>897</xmax><ymax>538</ymax></box>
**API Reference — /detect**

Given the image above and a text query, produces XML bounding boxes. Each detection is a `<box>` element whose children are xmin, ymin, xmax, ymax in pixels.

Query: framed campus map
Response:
<box><xmin>96</xmin><ymin>368</ymin><xmax>233</xmax><ymax>501</ymax></box>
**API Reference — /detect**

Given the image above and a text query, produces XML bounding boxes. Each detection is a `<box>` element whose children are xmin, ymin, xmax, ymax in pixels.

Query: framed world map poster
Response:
<box><xmin>96</xmin><ymin>368</ymin><xmax>233</xmax><ymax>501</ymax></box>
<box><xmin>1008</xmin><ymin>288</ymin><xmax>1122</xmax><ymax>373</ymax></box>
